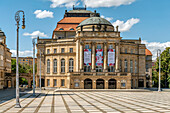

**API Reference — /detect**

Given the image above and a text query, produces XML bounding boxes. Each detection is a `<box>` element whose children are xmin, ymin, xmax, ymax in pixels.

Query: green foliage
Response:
<box><xmin>11</xmin><ymin>59</ymin><xmax>37</xmax><ymax>74</ymax></box>
<box><xmin>153</xmin><ymin>47</ymin><xmax>170</xmax><ymax>88</ymax></box>
<box><xmin>19</xmin><ymin>77</ymin><xmax>28</xmax><ymax>85</ymax></box>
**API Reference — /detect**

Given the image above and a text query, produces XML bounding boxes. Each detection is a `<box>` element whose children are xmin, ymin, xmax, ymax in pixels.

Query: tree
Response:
<box><xmin>154</xmin><ymin>47</ymin><xmax>170</xmax><ymax>88</ymax></box>
<box><xmin>11</xmin><ymin>59</ymin><xmax>27</xmax><ymax>73</ymax></box>
<box><xmin>11</xmin><ymin>59</ymin><xmax>37</xmax><ymax>74</ymax></box>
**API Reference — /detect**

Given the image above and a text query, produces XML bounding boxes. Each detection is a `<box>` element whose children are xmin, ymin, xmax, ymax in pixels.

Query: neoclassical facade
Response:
<box><xmin>0</xmin><ymin>30</ymin><xmax>11</xmax><ymax>89</ymax></box>
<box><xmin>37</xmin><ymin>7</ymin><xmax>152</xmax><ymax>89</ymax></box>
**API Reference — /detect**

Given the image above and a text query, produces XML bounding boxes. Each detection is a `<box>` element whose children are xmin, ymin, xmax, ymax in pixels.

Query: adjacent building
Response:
<box><xmin>0</xmin><ymin>30</ymin><xmax>12</xmax><ymax>89</ymax></box>
<box><xmin>36</xmin><ymin>7</ymin><xmax>152</xmax><ymax>89</ymax></box>
<box><xmin>11</xmin><ymin>57</ymin><xmax>37</xmax><ymax>67</ymax></box>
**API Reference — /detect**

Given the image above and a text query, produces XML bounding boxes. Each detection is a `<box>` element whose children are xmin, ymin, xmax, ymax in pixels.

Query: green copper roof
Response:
<box><xmin>78</xmin><ymin>17</ymin><xmax>113</xmax><ymax>27</ymax></box>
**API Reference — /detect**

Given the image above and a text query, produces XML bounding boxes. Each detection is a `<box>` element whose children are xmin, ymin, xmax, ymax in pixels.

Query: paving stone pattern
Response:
<box><xmin>0</xmin><ymin>91</ymin><xmax>170</xmax><ymax>113</ymax></box>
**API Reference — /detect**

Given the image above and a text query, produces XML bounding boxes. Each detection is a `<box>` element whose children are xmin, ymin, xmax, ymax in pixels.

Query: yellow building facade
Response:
<box><xmin>36</xmin><ymin>7</ymin><xmax>152</xmax><ymax>89</ymax></box>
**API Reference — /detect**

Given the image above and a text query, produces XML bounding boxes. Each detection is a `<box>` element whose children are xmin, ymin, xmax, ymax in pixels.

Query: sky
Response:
<box><xmin>0</xmin><ymin>0</ymin><xmax>170</xmax><ymax>60</ymax></box>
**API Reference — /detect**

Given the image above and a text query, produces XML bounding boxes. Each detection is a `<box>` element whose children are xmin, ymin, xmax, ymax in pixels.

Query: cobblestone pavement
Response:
<box><xmin>0</xmin><ymin>90</ymin><xmax>170</xmax><ymax>113</ymax></box>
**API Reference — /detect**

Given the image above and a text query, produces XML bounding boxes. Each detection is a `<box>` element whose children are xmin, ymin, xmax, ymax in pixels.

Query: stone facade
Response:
<box><xmin>0</xmin><ymin>30</ymin><xmax>11</xmax><ymax>89</ymax></box>
<box><xmin>36</xmin><ymin>7</ymin><xmax>152</xmax><ymax>89</ymax></box>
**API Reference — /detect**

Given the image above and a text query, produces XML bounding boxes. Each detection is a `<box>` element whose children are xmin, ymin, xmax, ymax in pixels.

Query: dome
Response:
<box><xmin>77</xmin><ymin>17</ymin><xmax>113</xmax><ymax>27</ymax></box>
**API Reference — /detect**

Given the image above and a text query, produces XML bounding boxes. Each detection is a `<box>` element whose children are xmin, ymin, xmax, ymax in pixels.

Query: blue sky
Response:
<box><xmin>0</xmin><ymin>0</ymin><xmax>170</xmax><ymax>59</ymax></box>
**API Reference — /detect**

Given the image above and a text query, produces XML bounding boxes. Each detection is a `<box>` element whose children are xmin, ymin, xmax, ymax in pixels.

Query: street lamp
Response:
<box><xmin>157</xmin><ymin>49</ymin><xmax>161</xmax><ymax>92</ymax></box>
<box><xmin>15</xmin><ymin>10</ymin><xmax>25</xmax><ymax>108</ymax></box>
<box><xmin>32</xmin><ymin>38</ymin><xmax>36</xmax><ymax>96</ymax></box>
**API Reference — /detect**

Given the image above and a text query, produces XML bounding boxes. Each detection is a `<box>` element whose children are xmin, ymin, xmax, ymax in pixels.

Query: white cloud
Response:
<box><xmin>142</xmin><ymin>40</ymin><xmax>170</xmax><ymax>60</ymax></box>
<box><xmin>23</xmin><ymin>31</ymin><xmax>48</xmax><ymax>38</ymax></box>
<box><xmin>50</xmin><ymin>0</ymin><xmax>79</xmax><ymax>8</ymax></box>
<box><xmin>34</xmin><ymin>10</ymin><xmax>54</xmax><ymax>19</ymax></box>
<box><xmin>112</xmin><ymin>18</ymin><xmax>140</xmax><ymax>32</ymax></box>
<box><xmin>83</xmin><ymin>0</ymin><xmax>135</xmax><ymax>8</ymax></box>
<box><xmin>101</xmin><ymin>15</ymin><xmax>113</xmax><ymax>21</ymax></box>
<box><xmin>11</xmin><ymin>50</ymin><xmax>33</xmax><ymax>57</ymax></box>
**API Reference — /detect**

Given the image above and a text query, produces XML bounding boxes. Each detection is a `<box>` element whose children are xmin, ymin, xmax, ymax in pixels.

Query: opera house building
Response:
<box><xmin>36</xmin><ymin>7</ymin><xmax>152</xmax><ymax>89</ymax></box>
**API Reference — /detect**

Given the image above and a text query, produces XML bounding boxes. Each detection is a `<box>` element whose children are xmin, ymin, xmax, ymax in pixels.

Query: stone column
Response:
<box><xmin>103</xmin><ymin>42</ymin><xmax>107</xmax><ymax>72</ymax></box>
<box><xmin>80</xmin><ymin>42</ymin><xmax>84</xmax><ymax>71</ymax></box>
<box><xmin>115</xmin><ymin>43</ymin><xmax>119</xmax><ymax>72</ymax></box>
<box><xmin>92</xmin><ymin>42</ymin><xmax>96</xmax><ymax>72</ymax></box>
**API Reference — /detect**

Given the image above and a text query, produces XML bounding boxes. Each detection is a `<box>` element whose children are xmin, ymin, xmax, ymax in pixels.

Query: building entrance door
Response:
<box><xmin>96</xmin><ymin>79</ymin><xmax>104</xmax><ymax>89</ymax></box>
<box><xmin>108</xmin><ymin>79</ymin><xmax>116</xmax><ymax>89</ymax></box>
<box><xmin>84</xmin><ymin>79</ymin><xmax>92</xmax><ymax>89</ymax></box>
<box><xmin>41</xmin><ymin>79</ymin><xmax>45</xmax><ymax>87</ymax></box>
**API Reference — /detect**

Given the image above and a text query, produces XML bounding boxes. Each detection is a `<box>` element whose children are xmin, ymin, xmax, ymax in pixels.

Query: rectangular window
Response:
<box><xmin>96</xmin><ymin>66</ymin><xmax>102</xmax><ymax>72</ymax></box>
<box><xmin>109</xmin><ymin>45</ymin><xmax>113</xmax><ymax>49</ymax></box>
<box><xmin>84</xmin><ymin>66</ymin><xmax>91</xmax><ymax>72</ymax></box>
<box><xmin>47</xmin><ymin>79</ymin><xmax>50</xmax><ymax>86</ymax></box>
<box><xmin>146</xmin><ymin>64</ymin><xmax>149</xmax><ymax>72</ymax></box>
<box><xmin>135</xmin><ymin>60</ymin><xmax>137</xmax><ymax>73</ymax></box>
<box><xmin>125</xmin><ymin>49</ymin><xmax>127</xmax><ymax>54</ymax></box>
<box><xmin>131</xmin><ymin>49</ymin><xmax>133</xmax><ymax>54</ymax></box>
<box><xmin>130</xmin><ymin>60</ymin><xmax>133</xmax><ymax>73</ymax></box>
<box><xmin>85</xmin><ymin>45</ymin><xmax>89</xmax><ymax>49</ymax></box>
<box><xmin>124</xmin><ymin>59</ymin><xmax>128</xmax><ymax>72</ymax></box>
<box><xmin>97</xmin><ymin>45</ymin><xmax>101</xmax><ymax>49</ymax></box>
<box><xmin>54</xmin><ymin>79</ymin><xmax>57</xmax><ymax>86</ymax></box>
<box><xmin>61</xmin><ymin>59</ymin><xmax>65</xmax><ymax>73</ymax></box>
<box><xmin>61</xmin><ymin>79</ymin><xmax>65</xmax><ymax>86</ymax></box>
<box><xmin>47</xmin><ymin>49</ymin><xmax>50</xmax><ymax>54</ymax></box>
<box><xmin>121</xmin><ymin>83</ymin><xmax>126</xmax><ymax>88</ymax></box>
<box><xmin>74</xmin><ymin>83</ymin><xmax>79</xmax><ymax>87</ymax></box>
<box><xmin>108</xmin><ymin>66</ymin><xmax>115</xmax><ymax>72</ymax></box>
<box><xmin>70</xmin><ymin>48</ymin><xmax>73</xmax><ymax>53</ymax></box>
<box><xmin>61</xmin><ymin>48</ymin><xmax>65</xmax><ymax>53</ymax></box>
<box><xmin>54</xmin><ymin>49</ymin><xmax>57</xmax><ymax>53</ymax></box>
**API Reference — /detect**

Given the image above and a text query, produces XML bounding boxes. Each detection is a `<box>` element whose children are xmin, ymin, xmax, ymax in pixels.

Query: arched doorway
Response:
<box><xmin>108</xmin><ymin>79</ymin><xmax>116</xmax><ymax>89</ymax></box>
<box><xmin>84</xmin><ymin>78</ymin><xmax>92</xmax><ymax>89</ymax></box>
<box><xmin>96</xmin><ymin>79</ymin><xmax>104</xmax><ymax>89</ymax></box>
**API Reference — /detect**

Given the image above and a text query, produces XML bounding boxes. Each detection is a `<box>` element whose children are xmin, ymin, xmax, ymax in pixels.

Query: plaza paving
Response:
<box><xmin>0</xmin><ymin>90</ymin><xmax>170</xmax><ymax>113</ymax></box>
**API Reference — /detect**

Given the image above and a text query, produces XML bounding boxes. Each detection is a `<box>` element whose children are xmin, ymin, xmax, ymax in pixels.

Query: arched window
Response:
<box><xmin>47</xmin><ymin>59</ymin><xmax>50</xmax><ymax>73</ymax></box>
<box><xmin>69</xmin><ymin>58</ymin><xmax>74</xmax><ymax>72</ymax></box>
<box><xmin>124</xmin><ymin>59</ymin><xmax>128</xmax><ymax>72</ymax></box>
<box><xmin>61</xmin><ymin>59</ymin><xmax>65</xmax><ymax>73</ymax></box>
<box><xmin>53</xmin><ymin>59</ymin><xmax>57</xmax><ymax>73</ymax></box>
<box><xmin>70</xmin><ymin>28</ymin><xmax>74</xmax><ymax>30</ymax></box>
<box><xmin>59</xmin><ymin>28</ymin><xmax>64</xmax><ymax>30</ymax></box>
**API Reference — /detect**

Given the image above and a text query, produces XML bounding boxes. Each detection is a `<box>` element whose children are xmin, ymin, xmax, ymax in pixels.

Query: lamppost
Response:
<box><xmin>157</xmin><ymin>49</ymin><xmax>161</xmax><ymax>92</ymax></box>
<box><xmin>15</xmin><ymin>10</ymin><xmax>25</xmax><ymax>108</ymax></box>
<box><xmin>32</xmin><ymin>38</ymin><xmax>36</xmax><ymax>96</ymax></box>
